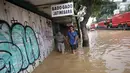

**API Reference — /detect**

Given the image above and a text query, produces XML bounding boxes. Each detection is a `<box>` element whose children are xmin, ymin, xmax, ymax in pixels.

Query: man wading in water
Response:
<box><xmin>67</xmin><ymin>26</ymin><xmax>78</xmax><ymax>54</ymax></box>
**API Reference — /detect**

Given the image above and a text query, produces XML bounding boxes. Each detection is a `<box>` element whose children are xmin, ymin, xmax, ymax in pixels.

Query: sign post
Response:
<box><xmin>51</xmin><ymin>2</ymin><xmax>74</xmax><ymax>17</ymax></box>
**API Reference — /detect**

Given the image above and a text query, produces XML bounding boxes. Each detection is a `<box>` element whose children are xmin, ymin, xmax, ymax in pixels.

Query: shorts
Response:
<box><xmin>70</xmin><ymin>44</ymin><xmax>78</xmax><ymax>50</ymax></box>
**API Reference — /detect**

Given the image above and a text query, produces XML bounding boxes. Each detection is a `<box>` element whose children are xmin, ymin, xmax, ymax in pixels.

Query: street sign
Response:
<box><xmin>51</xmin><ymin>2</ymin><xmax>74</xmax><ymax>17</ymax></box>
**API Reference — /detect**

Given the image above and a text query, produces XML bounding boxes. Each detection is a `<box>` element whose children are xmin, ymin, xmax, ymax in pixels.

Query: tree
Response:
<box><xmin>72</xmin><ymin>0</ymin><xmax>93</xmax><ymax>47</ymax></box>
<box><xmin>76</xmin><ymin>0</ymin><xmax>104</xmax><ymax>47</ymax></box>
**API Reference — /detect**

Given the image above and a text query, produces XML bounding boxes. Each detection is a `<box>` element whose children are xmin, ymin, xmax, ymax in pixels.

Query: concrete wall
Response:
<box><xmin>0</xmin><ymin>0</ymin><xmax>54</xmax><ymax>73</ymax></box>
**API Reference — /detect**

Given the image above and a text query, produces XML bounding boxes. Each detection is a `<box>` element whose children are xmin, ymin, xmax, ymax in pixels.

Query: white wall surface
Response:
<box><xmin>0</xmin><ymin>0</ymin><xmax>54</xmax><ymax>73</ymax></box>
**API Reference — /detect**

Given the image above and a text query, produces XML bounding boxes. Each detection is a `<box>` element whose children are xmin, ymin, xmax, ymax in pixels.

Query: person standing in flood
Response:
<box><xmin>67</xmin><ymin>26</ymin><xmax>78</xmax><ymax>54</ymax></box>
<box><xmin>55</xmin><ymin>32</ymin><xmax>65</xmax><ymax>54</ymax></box>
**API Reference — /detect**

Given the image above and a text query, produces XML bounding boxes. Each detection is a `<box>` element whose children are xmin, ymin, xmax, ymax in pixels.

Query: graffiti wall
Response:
<box><xmin>0</xmin><ymin>0</ymin><xmax>54</xmax><ymax>73</ymax></box>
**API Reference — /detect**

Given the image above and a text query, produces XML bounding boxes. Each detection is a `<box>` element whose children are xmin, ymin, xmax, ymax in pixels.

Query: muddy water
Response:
<box><xmin>32</xmin><ymin>30</ymin><xmax>130</xmax><ymax>73</ymax></box>
<box><xmin>88</xmin><ymin>30</ymin><xmax>130</xmax><ymax>73</ymax></box>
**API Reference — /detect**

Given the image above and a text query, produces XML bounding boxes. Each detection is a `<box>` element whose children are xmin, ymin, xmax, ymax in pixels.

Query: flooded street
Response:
<box><xmin>88</xmin><ymin>30</ymin><xmax>130</xmax><ymax>73</ymax></box>
<box><xmin>33</xmin><ymin>30</ymin><xmax>130</xmax><ymax>73</ymax></box>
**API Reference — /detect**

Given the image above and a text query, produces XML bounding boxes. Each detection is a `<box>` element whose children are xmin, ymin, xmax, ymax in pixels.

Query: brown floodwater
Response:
<box><xmin>33</xmin><ymin>30</ymin><xmax>130</xmax><ymax>73</ymax></box>
<box><xmin>88</xmin><ymin>30</ymin><xmax>130</xmax><ymax>73</ymax></box>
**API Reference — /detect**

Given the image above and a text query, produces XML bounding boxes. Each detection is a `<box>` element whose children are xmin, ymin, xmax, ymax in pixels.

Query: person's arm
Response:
<box><xmin>74</xmin><ymin>31</ymin><xmax>78</xmax><ymax>44</ymax></box>
<box><xmin>75</xmin><ymin>35</ymin><xmax>78</xmax><ymax>41</ymax></box>
<box><xmin>63</xmin><ymin>36</ymin><xmax>67</xmax><ymax>43</ymax></box>
<box><xmin>65</xmin><ymin>32</ymin><xmax>70</xmax><ymax>44</ymax></box>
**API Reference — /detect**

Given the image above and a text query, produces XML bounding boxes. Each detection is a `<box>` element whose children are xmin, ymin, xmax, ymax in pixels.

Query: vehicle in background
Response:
<box><xmin>105</xmin><ymin>12</ymin><xmax>130</xmax><ymax>29</ymax></box>
<box><xmin>97</xmin><ymin>21</ymin><xmax>107</xmax><ymax>28</ymax></box>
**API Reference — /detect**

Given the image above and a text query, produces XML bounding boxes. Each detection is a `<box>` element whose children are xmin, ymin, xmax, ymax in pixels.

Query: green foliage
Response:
<box><xmin>128</xmin><ymin>4</ymin><xmax>130</xmax><ymax>11</ymax></box>
<box><xmin>92</xmin><ymin>0</ymin><xmax>117</xmax><ymax>17</ymax></box>
<box><xmin>68</xmin><ymin>0</ymin><xmax>116</xmax><ymax>18</ymax></box>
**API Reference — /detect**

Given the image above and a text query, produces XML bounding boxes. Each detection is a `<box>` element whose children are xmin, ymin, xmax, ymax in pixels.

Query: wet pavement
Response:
<box><xmin>32</xmin><ymin>30</ymin><xmax>130</xmax><ymax>73</ymax></box>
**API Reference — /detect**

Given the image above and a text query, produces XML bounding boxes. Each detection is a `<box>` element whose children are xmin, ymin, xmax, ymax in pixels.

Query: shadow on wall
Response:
<box><xmin>0</xmin><ymin>20</ymin><xmax>40</xmax><ymax>73</ymax></box>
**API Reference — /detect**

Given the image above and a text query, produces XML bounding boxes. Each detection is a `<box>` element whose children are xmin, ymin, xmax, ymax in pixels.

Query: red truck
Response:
<box><xmin>97</xmin><ymin>21</ymin><xmax>107</xmax><ymax>28</ymax></box>
<box><xmin>106</xmin><ymin>12</ymin><xmax>130</xmax><ymax>29</ymax></box>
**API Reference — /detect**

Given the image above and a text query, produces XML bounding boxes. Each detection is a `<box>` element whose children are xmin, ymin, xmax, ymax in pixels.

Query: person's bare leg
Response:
<box><xmin>72</xmin><ymin>50</ymin><xmax>76</xmax><ymax>54</ymax></box>
<box><xmin>62</xmin><ymin>47</ymin><xmax>65</xmax><ymax>54</ymax></box>
<box><xmin>61</xmin><ymin>43</ymin><xmax>65</xmax><ymax>54</ymax></box>
<box><xmin>62</xmin><ymin>50</ymin><xmax>65</xmax><ymax>54</ymax></box>
<box><xmin>75</xmin><ymin>50</ymin><xmax>77</xmax><ymax>53</ymax></box>
<box><xmin>58</xmin><ymin>43</ymin><xmax>61</xmax><ymax>52</ymax></box>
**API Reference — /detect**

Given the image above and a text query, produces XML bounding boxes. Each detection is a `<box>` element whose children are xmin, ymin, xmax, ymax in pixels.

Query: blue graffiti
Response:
<box><xmin>11</xmin><ymin>24</ymin><xmax>29</xmax><ymax>69</ymax></box>
<box><xmin>0</xmin><ymin>20</ymin><xmax>40</xmax><ymax>73</ymax></box>
<box><xmin>25</xmin><ymin>26</ymin><xmax>40</xmax><ymax>63</ymax></box>
<box><xmin>0</xmin><ymin>43</ymin><xmax>23</xmax><ymax>73</ymax></box>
